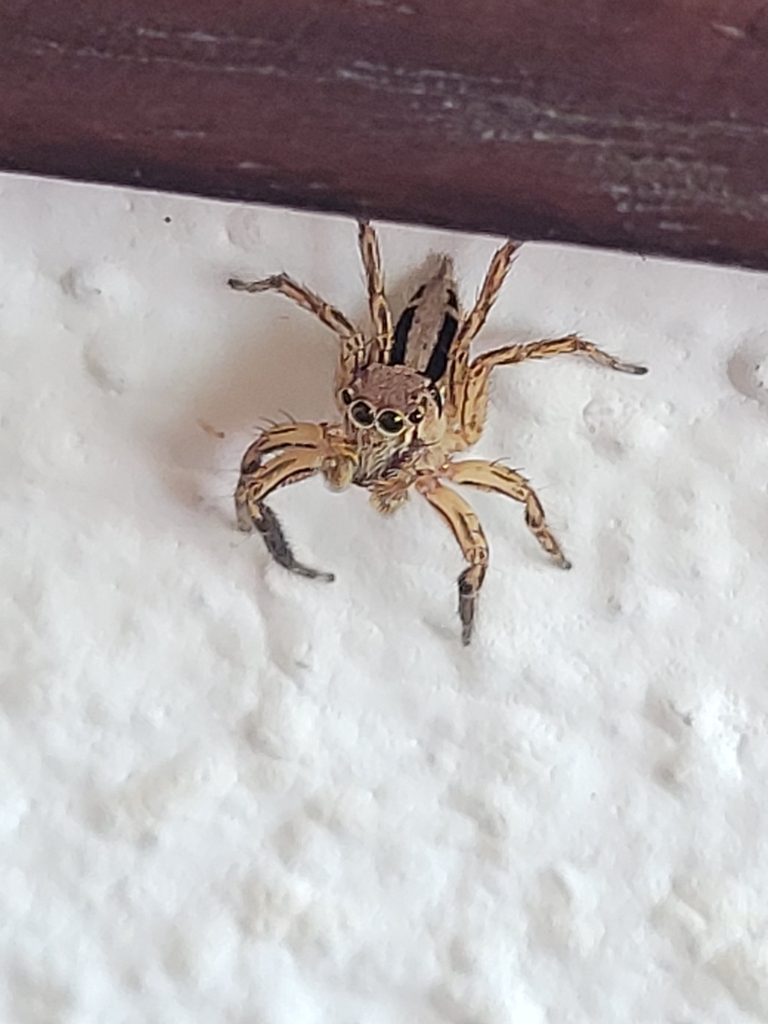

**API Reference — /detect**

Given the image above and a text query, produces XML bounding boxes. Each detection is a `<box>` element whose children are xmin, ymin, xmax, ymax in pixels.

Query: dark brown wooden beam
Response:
<box><xmin>2</xmin><ymin>0</ymin><xmax>768</xmax><ymax>269</ymax></box>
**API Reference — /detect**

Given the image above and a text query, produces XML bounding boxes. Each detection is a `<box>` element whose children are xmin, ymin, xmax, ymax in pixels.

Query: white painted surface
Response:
<box><xmin>2</xmin><ymin>172</ymin><xmax>768</xmax><ymax>1023</ymax></box>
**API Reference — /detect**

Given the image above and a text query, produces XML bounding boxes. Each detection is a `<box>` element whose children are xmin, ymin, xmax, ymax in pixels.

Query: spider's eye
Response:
<box><xmin>376</xmin><ymin>410</ymin><xmax>405</xmax><ymax>435</ymax></box>
<box><xmin>349</xmin><ymin>400</ymin><xmax>375</xmax><ymax>427</ymax></box>
<box><xmin>340</xmin><ymin>388</ymin><xmax>353</xmax><ymax>405</ymax></box>
<box><xmin>408</xmin><ymin>408</ymin><xmax>425</xmax><ymax>424</ymax></box>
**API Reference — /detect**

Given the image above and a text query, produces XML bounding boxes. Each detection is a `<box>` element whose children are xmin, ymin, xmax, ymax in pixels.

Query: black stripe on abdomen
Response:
<box><xmin>390</xmin><ymin>301</ymin><xmax>417</xmax><ymax>365</ymax></box>
<box><xmin>424</xmin><ymin>305</ymin><xmax>459</xmax><ymax>382</ymax></box>
<box><xmin>390</xmin><ymin>287</ymin><xmax>459</xmax><ymax>383</ymax></box>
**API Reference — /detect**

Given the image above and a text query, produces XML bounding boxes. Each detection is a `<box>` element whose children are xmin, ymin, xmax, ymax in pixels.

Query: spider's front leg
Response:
<box><xmin>416</xmin><ymin>477</ymin><xmax>489</xmax><ymax>645</ymax></box>
<box><xmin>236</xmin><ymin>422</ymin><xmax>357</xmax><ymax>581</ymax></box>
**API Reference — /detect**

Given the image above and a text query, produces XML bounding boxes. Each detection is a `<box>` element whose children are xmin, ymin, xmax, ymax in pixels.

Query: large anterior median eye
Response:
<box><xmin>376</xmin><ymin>409</ymin><xmax>405</xmax><ymax>435</ymax></box>
<box><xmin>349</xmin><ymin>400</ymin><xmax>375</xmax><ymax>427</ymax></box>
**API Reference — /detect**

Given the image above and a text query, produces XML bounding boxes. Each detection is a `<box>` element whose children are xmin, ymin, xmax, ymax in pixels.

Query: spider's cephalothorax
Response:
<box><xmin>339</xmin><ymin>363</ymin><xmax>446</xmax><ymax>491</ymax></box>
<box><xmin>229</xmin><ymin>222</ymin><xmax>647</xmax><ymax>644</ymax></box>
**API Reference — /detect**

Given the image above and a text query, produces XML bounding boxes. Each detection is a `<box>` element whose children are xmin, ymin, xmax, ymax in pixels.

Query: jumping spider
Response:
<box><xmin>229</xmin><ymin>222</ymin><xmax>646</xmax><ymax>644</ymax></box>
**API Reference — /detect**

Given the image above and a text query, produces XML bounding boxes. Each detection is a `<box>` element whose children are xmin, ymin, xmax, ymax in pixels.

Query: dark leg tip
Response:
<box><xmin>291</xmin><ymin>565</ymin><xmax>335</xmax><ymax>583</ymax></box>
<box><xmin>255</xmin><ymin>501</ymin><xmax>334</xmax><ymax>583</ymax></box>
<box><xmin>628</xmin><ymin>364</ymin><xmax>649</xmax><ymax>375</ymax></box>
<box><xmin>459</xmin><ymin>604</ymin><xmax>475</xmax><ymax>644</ymax></box>
<box><xmin>229</xmin><ymin>277</ymin><xmax>265</xmax><ymax>292</ymax></box>
<box><xmin>458</xmin><ymin>567</ymin><xmax>482</xmax><ymax>645</ymax></box>
<box><xmin>561</xmin><ymin>558</ymin><xmax>572</xmax><ymax>571</ymax></box>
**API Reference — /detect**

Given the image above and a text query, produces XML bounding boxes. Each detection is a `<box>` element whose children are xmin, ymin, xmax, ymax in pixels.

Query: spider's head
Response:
<box><xmin>337</xmin><ymin>364</ymin><xmax>444</xmax><ymax>448</ymax></box>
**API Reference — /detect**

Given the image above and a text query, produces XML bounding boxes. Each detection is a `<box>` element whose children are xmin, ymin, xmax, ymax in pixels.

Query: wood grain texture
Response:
<box><xmin>2</xmin><ymin>0</ymin><xmax>768</xmax><ymax>268</ymax></box>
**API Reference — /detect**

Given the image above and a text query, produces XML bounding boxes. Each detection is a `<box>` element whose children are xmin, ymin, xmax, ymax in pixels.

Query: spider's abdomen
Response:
<box><xmin>389</xmin><ymin>257</ymin><xmax>460</xmax><ymax>385</ymax></box>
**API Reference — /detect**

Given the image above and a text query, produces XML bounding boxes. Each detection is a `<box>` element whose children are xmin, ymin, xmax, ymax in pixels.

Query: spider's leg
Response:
<box><xmin>229</xmin><ymin>272</ymin><xmax>358</xmax><ymax>341</ymax></box>
<box><xmin>446</xmin><ymin>459</ymin><xmax>570</xmax><ymax>569</ymax></box>
<box><xmin>456</xmin><ymin>333</ymin><xmax>647</xmax><ymax>446</ymax></box>
<box><xmin>237</xmin><ymin>426</ymin><xmax>357</xmax><ymax>581</ymax></box>
<box><xmin>241</xmin><ymin>421</ymin><xmax>357</xmax><ymax>490</ymax></box>
<box><xmin>358</xmin><ymin>221</ymin><xmax>393</xmax><ymax>362</ymax></box>
<box><xmin>417</xmin><ymin>479</ymin><xmax>488</xmax><ymax>645</ymax></box>
<box><xmin>446</xmin><ymin>240</ymin><xmax>520</xmax><ymax>415</ymax></box>
<box><xmin>228</xmin><ymin>272</ymin><xmax>367</xmax><ymax>389</ymax></box>
<box><xmin>471</xmin><ymin>333</ymin><xmax>648</xmax><ymax>376</ymax></box>
<box><xmin>240</xmin><ymin>422</ymin><xmax>328</xmax><ymax>469</ymax></box>
<box><xmin>236</xmin><ymin>446</ymin><xmax>333</xmax><ymax>581</ymax></box>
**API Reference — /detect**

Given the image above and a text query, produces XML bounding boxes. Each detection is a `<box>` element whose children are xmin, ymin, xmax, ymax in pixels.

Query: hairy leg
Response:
<box><xmin>236</xmin><ymin>423</ymin><xmax>357</xmax><ymax>580</ymax></box>
<box><xmin>228</xmin><ymin>273</ymin><xmax>366</xmax><ymax>387</ymax></box>
<box><xmin>446</xmin><ymin>240</ymin><xmax>520</xmax><ymax>417</ymax></box>
<box><xmin>457</xmin><ymin>333</ymin><xmax>647</xmax><ymax>445</ymax></box>
<box><xmin>472</xmin><ymin>333</ymin><xmax>648</xmax><ymax>376</ymax></box>
<box><xmin>446</xmin><ymin>459</ymin><xmax>570</xmax><ymax>568</ymax></box>
<box><xmin>229</xmin><ymin>273</ymin><xmax>358</xmax><ymax>340</ymax></box>
<box><xmin>417</xmin><ymin>479</ymin><xmax>489</xmax><ymax>645</ymax></box>
<box><xmin>358</xmin><ymin>220</ymin><xmax>393</xmax><ymax>361</ymax></box>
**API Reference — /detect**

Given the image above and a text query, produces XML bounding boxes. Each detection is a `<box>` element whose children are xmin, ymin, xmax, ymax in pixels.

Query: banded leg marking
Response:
<box><xmin>419</xmin><ymin>480</ymin><xmax>489</xmax><ymax>645</ymax></box>
<box><xmin>228</xmin><ymin>272</ymin><xmax>360</xmax><ymax>342</ymax></box>
<box><xmin>358</xmin><ymin>220</ymin><xmax>393</xmax><ymax>361</ymax></box>
<box><xmin>447</xmin><ymin>459</ymin><xmax>570</xmax><ymax>569</ymax></box>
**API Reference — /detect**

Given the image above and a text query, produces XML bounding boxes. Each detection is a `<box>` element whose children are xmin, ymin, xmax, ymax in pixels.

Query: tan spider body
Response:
<box><xmin>229</xmin><ymin>222</ymin><xmax>646</xmax><ymax>644</ymax></box>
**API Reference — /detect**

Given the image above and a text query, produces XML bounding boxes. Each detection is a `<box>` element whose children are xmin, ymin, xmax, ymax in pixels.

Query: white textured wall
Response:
<box><xmin>2</xmin><ymin>172</ymin><xmax>768</xmax><ymax>1023</ymax></box>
